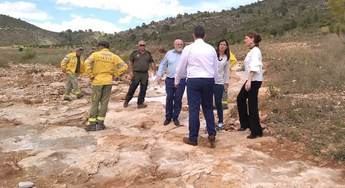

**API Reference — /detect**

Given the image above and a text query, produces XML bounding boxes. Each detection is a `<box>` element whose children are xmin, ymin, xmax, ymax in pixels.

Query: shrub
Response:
<box><xmin>21</xmin><ymin>48</ymin><xmax>36</xmax><ymax>60</ymax></box>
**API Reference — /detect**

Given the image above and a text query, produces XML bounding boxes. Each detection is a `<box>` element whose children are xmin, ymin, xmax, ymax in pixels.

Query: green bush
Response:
<box><xmin>21</xmin><ymin>48</ymin><xmax>36</xmax><ymax>60</ymax></box>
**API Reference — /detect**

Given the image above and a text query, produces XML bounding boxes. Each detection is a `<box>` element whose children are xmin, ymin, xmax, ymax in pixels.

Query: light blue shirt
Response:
<box><xmin>157</xmin><ymin>49</ymin><xmax>183</xmax><ymax>78</ymax></box>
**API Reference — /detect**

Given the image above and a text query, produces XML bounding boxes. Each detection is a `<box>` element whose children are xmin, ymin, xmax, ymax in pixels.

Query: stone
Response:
<box><xmin>49</xmin><ymin>82</ymin><xmax>65</xmax><ymax>88</ymax></box>
<box><xmin>18</xmin><ymin>181</ymin><xmax>35</xmax><ymax>188</ymax></box>
<box><xmin>40</xmin><ymin>126</ymin><xmax>88</xmax><ymax>140</ymax></box>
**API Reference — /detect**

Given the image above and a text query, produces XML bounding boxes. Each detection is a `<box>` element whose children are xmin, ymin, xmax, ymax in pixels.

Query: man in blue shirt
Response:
<box><xmin>156</xmin><ymin>39</ymin><xmax>185</xmax><ymax>126</ymax></box>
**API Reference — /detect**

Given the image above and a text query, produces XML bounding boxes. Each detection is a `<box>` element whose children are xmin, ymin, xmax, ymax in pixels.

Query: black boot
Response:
<box><xmin>96</xmin><ymin>121</ymin><xmax>106</xmax><ymax>131</ymax></box>
<box><xmin>85</xmin><ymin>122</ymin><xmax>97</xmax><ymax>131</ymax></box>
<box><xmin>208</xmin><ymin>135</ymin><xmax>216</xmax><ymax>148</ymax></box>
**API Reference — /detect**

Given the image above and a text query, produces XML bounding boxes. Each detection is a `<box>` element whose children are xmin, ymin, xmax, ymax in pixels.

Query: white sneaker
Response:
<box><xmin>216</xmin><ymin>123</ymin><xmax>224</xmax><ymax>131</ymax></box>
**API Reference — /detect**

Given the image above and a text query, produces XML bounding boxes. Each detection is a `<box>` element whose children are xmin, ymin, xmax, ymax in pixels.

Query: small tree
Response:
<box><xmin>328</xmin><ymin>0</ymin><xmax>345</xmax><ymax>40</ymax></box>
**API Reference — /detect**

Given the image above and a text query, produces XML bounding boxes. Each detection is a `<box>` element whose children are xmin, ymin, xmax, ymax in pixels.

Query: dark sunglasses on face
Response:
<box><xmin>139</xmin><ymin>44</ymin><xmax>146</xmax><ymax>47</ymax></box>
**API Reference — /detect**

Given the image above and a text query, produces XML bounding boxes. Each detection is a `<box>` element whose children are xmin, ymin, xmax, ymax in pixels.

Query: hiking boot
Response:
<box><xmin>246</xmin><ymin>133</ymin><xmax>263</xmax><ymax>139</ymax></box>
<box><xmin>96</xmin><ymin>121</ymin><xmax>106</xmax><ymax>131</ymax></box>
<box><xmin>173</xmin><ymin>119</ymin><xmax>181</xmax><ymax>127</ymax></box>
<box><xmin>137</xmin><ymin>104</ymin><xmax>147</xmax><ymax>109</ymax></box>
<box><xmin>96</xmin><ymin>124</ymin><xmax>106</xmax><ymax>131</ymax></box>
<box><xmin>163</xmin><ymin>119</ymin><xmax>171</xmax><ymax>126</ymax></box>
<box><xmin>63</xmin><ymin>95</ymin><xmax>72</xmax><ymax>101</ymax></box>
<box><xmin>123</xmin><ymin>101</ymin><xmax>129</xmax><ymax>108</ymax></box>
<box><xmin>208</xmin><ymin>135</ymin><xmax>216</xmax><ymax>148</ymax></box>
<box><xmin>183</xmin><ymin>137</ymin><xmax>197</xmax><ymax>146</ymax></box>
<box><xmin>85</xmin><ymin>124</ymin><xmax>97</xmax><ymax>131</ymax></box>
<box><xmin>76</xmin><ymin>93</ymin><xmax>84</xmax><ymax>99</ymax></box>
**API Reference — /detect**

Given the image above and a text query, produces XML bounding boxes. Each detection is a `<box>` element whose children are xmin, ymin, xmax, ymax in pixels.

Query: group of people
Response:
<box><xmin>60</xmin><ymin>25</ymin><xmax>264</xmax><ymax>147</ymax></box>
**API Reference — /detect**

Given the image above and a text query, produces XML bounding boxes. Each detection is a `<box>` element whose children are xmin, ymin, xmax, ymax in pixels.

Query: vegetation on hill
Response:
<box><xmin>109</xmin><ymin>0</ymin><xmax>332</xmax><ymax>51</ymax></box>
<box><xmin>0</xmin><ymin>15</ymin><xmax>106</xmax><ymax>47</ymax></box>
<box><xmin>328</xmin><ymin>0</ymin><xmax>345</xmax><ymax>40</ymax></box>
<box><xmin>0</xmin><ymin>15</ymin><xmax>63</xmax><ymax>46</ymax></box>
<box><xmin>0</xmin><ymin>0</ymin><xmax>336</xmax><ymax>50</ymax></box>
<box><xmin>262</xmin><ymin>34</ymin><xmax>345</xmax><ymax>162</ymax></box>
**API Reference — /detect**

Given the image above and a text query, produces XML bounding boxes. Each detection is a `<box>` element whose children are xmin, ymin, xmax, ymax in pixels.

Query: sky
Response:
<box><xmin>0</xmin><ymin>0</ymin><xmax>259</xmax><ymax>33</ymax></box>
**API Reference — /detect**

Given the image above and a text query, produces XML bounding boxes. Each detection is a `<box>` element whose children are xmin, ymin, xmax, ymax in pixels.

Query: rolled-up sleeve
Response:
<box><xmin>157</xmin><ymin>52</ymin><xmax>169</xmax><ymax>77</ymax></box>
<box><xmin>224</xmin><ymin>59</ymin><xmax>229</xmax><ymax>84</ymax></box>
<box><xmin>213</xmin><ymin>50</ymin><xmax>218</xmax><ymax>80</ymax></box>
<box><xmin>248</xmin><ymin>49</ymin><xmax>262</xmax><ymax>72</ymax></box>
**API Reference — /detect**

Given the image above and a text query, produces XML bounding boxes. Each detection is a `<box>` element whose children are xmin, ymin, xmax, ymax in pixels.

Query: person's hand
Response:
<box><xmin>174</xmin><ymin>83</ymin><xmax>179</xmax><ymax>88</ymax></box>
<box><xmin>156</xmin><ymin>76</ymin><xmax>162</xmax><ymax>86</ymax></box>
<box><xmin>127</xmin><ymin>73</ymin><xmax>133</xmax><ymax>80</ymax></box>
<box><xmin>245</xmin><ymin>81</ymin><xmax>251</xmax><ymax>91</ymax></box>
<box><xmin>224</xmin><ymin>83</ymin><xmax>229</xmax><ymax>91</ymax></box>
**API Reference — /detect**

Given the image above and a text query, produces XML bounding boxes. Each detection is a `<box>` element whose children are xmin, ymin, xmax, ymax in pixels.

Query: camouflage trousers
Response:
<box><xmin>88</xmin><ymin>85</ymin><xmax>112</xmax><ymax>125</ymax></box>
<box><xmin>64</xmin><ymin>74</ymin><xmax>81</xmax><ymax>98</ymax></box>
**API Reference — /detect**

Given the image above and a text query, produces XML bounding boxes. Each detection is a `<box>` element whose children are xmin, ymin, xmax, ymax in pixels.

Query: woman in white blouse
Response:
<box><xmin>237</xmin><ymin>32</ymin><xmax>264</xmax><ymax>139</ymax></box>
<box><xmin>214</xmin><ymin>39</ymin><xmax>230</xmax><ymax>130</ymax></box>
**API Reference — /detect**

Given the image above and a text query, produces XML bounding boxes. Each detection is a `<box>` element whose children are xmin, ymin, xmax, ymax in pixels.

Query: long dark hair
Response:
<box><xmin>216</xmin><ymin>39</ymin><xmax>230</xmax><ymax>61</ymax></box>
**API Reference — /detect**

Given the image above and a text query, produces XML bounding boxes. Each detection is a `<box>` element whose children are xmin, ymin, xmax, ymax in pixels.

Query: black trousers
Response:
<box><xmin>125</xmin><ymin>72</ymin><xmax>148</xmax><ymax>105</ymax></box>
<box><xmin>237</xmin><ymin>81</ymin><xmax>262</xmax><ymax>135</ymax></box>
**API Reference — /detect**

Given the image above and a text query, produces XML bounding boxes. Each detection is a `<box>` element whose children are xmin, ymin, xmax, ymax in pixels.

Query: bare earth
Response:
<box><xmin>0</xmin><ymin>64</ymin><xmax>344</xmax><ymax>188</ymax></box>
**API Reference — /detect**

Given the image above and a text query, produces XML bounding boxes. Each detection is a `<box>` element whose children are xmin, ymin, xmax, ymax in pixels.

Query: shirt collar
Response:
<box><xmin>173</xmin><ymin>49</ymin><xmax>182</xmax><ymax>54</ymax></box>
<box><xmin>194</xmin><ymin>38</ymin><xmax>204</xmax><ymax>43</ymax></box>
<box><xmin>101</xmin><ymin>48</ymin><xmax>110</xmax><ymax>51</ymax></box>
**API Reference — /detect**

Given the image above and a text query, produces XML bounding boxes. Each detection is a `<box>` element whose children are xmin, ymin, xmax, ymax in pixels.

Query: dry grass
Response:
<box><xmin>263</xmin><ymin>34</ymin><xmax>345</xmax><ymax>162</ymax></box>
<box><xmin>0</xmin><ymin>47</ymin><xmax>73</xmax><ymax>68</ymax></box>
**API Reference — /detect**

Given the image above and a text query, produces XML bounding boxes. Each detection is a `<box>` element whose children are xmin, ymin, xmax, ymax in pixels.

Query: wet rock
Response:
<box><xmin>47</xmin><ymin>109</ymin><xmax>87</xmax><ymax>127</ymax></box>
<box><xmin>40</xmin><ymin>127</ymin><xmax>88</xmax><ymax>140</ymax></box>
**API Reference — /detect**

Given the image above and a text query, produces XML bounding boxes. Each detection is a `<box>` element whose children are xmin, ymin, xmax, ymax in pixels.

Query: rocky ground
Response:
<box><xmin>0</xmin><ymin>64</ymin><xmax>344</xmax><ymax>188</ymax></box>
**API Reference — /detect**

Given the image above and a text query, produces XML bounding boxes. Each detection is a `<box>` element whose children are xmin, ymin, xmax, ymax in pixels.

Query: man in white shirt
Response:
<box><xmin>175</xmin><ymin>25</ymin><xmax>218</xmax><ymax>148</ymax></box>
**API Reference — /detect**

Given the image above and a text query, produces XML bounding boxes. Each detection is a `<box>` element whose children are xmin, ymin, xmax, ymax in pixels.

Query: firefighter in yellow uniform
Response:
<box><xmin>84</xmin><ymin>41</ymin><xmax>128</xmax><ymax>131</ymax></box>
<box><xmin>60</xmin><ymin>47</ymin><xmax>85</xmax><ymax>101</ymax></box>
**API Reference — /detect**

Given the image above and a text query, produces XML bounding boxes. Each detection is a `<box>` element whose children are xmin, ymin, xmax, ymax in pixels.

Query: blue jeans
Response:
<box><xmin>213</xmin><ymin>84</ymin><xmax>224</xmax><ymax>123</ymax></box>
<box><xmin>165</xmin><ymin>78</ymin><xmax>186</xmax><ymax>121</ymax></box>
<box><xmin>187</xmin><ymin>78</ymin><xmax>216</xmax><ymax>143</ymax></box>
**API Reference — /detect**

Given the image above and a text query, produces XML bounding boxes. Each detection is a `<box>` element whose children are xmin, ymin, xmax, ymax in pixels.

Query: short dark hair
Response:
<box><xmin>97</xmin><ymin>41</ymin><xmax>110</xmax><ymax>48</ymax></box>
<box><xmin>246</xmin><ymin>32</ymin><xmax>262</xmax><ymax>47</ymax></box>
<box><xmin>193</xmin><ymin>25</ymin><xmax>205</xmax><ymax>39</ymax></box>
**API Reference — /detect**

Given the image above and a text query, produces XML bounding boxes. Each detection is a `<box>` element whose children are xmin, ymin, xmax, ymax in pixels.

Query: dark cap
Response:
<box><xmin>97</xmin><ymin>41</ymin><xmax>110</xmax><ymax>48</ymax></box>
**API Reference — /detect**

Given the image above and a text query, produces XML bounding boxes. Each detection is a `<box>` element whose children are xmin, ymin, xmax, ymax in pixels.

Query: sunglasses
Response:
<box><xmin>139</xmin><ymin>44</ymin><xmax>146</xmax><ymax>47</ymax></box>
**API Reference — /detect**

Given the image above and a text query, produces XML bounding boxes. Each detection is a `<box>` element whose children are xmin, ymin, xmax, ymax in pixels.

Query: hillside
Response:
<box><xmin>0</xmin><ymin>15</ymin><xmax>64</xmax><ymax>46</ymax></box>
<box><xmin>0</xmin><ymin>0</ymin><xmax>333</xmax><ymax>49</ymax></box>
<box><xmin>110</xmin><ymin>0</ymin><xmax>331</xmax><ymax>50</ymax></box>
<box><xmin>0</xmin><ymin>15</ymin><xmax>103</xmax><ymax>47</ymax></box>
